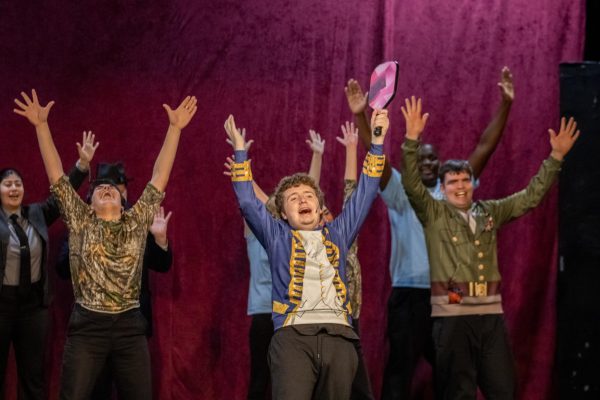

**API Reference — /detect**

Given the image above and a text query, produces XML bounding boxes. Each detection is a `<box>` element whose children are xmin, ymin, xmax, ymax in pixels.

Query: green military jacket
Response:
<box><xmin>401</xmin><ymin>138</ymin><xmax>562</xmax><ymax>317</ymax></box>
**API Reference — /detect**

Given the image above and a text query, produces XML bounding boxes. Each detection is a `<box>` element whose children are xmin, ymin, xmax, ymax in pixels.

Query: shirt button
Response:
<box><xmin>478</xmin><ymin>264</ymin><xmax>484</xmax><ymax>270</ymax></box>
<box><xmin>478</xmin><ymin>252</ymin><xmax>484</xmax><ymax>258</ymax></box>
<box><xmin>479</xmin><ymin>275</ymin><xmax>485</xmax><ymax>281</ymax></box>
<box><xmin>452</xmin><ymin>236</ymin><xmax>458</xmax><ymax>242</ymax></box>
<box><xmin>474</xmin><ymin>240</ymin><xmax>480</xmax><ymax>246</ymax></box>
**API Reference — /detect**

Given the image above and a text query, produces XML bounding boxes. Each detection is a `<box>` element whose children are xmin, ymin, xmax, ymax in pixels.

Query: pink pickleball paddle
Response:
<box><xmin>368</xmin><ymin>61</ymin><xmax>399</xmax><ymax>136</ymax></box>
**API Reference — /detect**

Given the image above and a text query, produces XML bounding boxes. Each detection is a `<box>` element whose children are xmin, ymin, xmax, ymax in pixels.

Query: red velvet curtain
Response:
<box><xmin>0</xmin><ymin>1</ymin><xmax>584</xmax><ymax>398</ymax></box>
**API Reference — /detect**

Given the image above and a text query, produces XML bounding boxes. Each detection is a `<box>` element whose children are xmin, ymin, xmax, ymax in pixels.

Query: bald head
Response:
<box><xmin>417</xmin><ymin>143</ymin><xmax>440</xmax><ymax>187</ymax></box>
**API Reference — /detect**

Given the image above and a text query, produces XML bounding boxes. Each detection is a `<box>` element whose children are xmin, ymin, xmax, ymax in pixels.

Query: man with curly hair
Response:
<box><xmin>226</xmin><ymin>110</ymin><xmax>389</xmax><ymax>400</ymax></box>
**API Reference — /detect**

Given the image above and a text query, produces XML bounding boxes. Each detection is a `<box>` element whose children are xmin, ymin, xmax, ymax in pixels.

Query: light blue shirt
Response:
<box><xmin>380</xmin><ymin>168</ymin><xmax>443</xmax><ymax>288</ymax></box>
<box><xmin>245</xmin><ymin>230</ymin><xmax>272</xmax><ymax>315</ymax></box>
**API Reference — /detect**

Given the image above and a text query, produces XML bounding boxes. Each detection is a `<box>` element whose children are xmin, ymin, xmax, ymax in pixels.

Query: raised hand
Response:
<box><xmin>149</xmin><ymin>207</ymin><xmax>172</xmax><ymax>247</ymax></box>
<box><xmin>76</xmin><ymin>131</ymin><xmax>100</xmax><ymax>170</ymax></box>
<box><xmin>226</xmin><ymin>127</ymin><xmax>254</xmax><ymax>152</ymax></box>
<box><xmin>370</xmin><ymin>109</ymin><xmax>390</xmax><ymax>145</ymax></box>
<box><xmin>336</xmin><ymin>121</ymin><xmax>359</xmax><ymax>148</ymax></box>
<box><xmin>13</xmin><ymin>89</ymin><xmax>55</xmax><ymax>127</ymax></box>
<box><xmin>549</xmin><ymin>117</ymin><xmax>580</xmax><ymax>161</ymax></box>
<box><xmin>223</xmin><ymin>155</ymin><xmax>235</xmax><ymax>176</ymax></box>
<box><xmin>306</xmin><ymin>129</ymin><xmax>325</xmax><ymax>155</ymax></box>
<box><xmin>498</xmin><ymin>66</ymin><xmax>514</xmax><ymax>103</ymax></box>
<box><xmin>163</xmin><ymin>96</ymin><xmax>197</xmax><ymax>130</ymax></box>
<box><xmin>401</xmin><ymin>96</ymin><xmax>429</xmax><ymax>141</ymax></box>
<box><xmin>224</xmin><ymin>115</ymin><xmax>247</xmax><ymax>151</ymax></box>
<box><xmin>344</xmin><ymin>79</ymin><xmax>368</xmax><ymax>115</ymax></box>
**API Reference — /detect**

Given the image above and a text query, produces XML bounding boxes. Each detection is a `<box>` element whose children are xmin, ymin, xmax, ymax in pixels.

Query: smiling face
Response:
<box><xmin>0</xmin><ymin>173</ymin><xmax>24</xmax><ymax>213</ymax></box>
<box><xmin>90</xmin><ymin>183</ymin><xmax>123</xmax><ymax>220</ymax></box>
<box><xmin>441</xmin><ymin>171</ymin><xmax>474</xmax><ymax>210</ymax></box>
<box><xmin>417</xmin><ymin>144</ymin><xmax>440</xmax><ymax>187</ymax></box>
<box><xmin>280</xmin><ymin>184</ymin><xmax>322</xmax><ymax>230</ymax></box>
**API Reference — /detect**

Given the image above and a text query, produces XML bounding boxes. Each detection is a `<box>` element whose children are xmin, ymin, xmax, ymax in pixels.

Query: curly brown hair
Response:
<box><xmin>274</xmin><ymin>173</ymin><xmax>325</xmax><ymax>218</ymax></box>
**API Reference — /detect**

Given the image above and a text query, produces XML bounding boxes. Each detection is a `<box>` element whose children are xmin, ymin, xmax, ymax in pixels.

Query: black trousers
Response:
<box><xmin>248</xmin><ymin>313</ymin><xmax>274</xmax><ymax>400</ymax></box>
<box><xmin>432</xmin><ymin>315</ymin><xmax>516</xmax><ymax>400</ymax></box>
<box><xmin>59</xmin><ymin>305</ymin><xmax>152</xmax><ymax>400</ymax></box>
<box><xmin>0</xmin><ymin>283</ymin><xmax>46</xmax><ymax>400</ymax></box>
<box><xmin>268</xmin><ymin>326</ymin><xmax>359</xmax><ymax>400</ymax></box>
<box><xmin>381</xmin><ymin>288</ymin><xmax>434</xmax><ymax>400</ymax></box>
<box><xmin>351</xmin><ymin>319</ymin><xmax>374</xmax><ymax>400</ymax></box>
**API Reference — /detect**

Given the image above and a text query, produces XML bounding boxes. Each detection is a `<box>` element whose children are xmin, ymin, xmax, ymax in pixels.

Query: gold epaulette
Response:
<box><xmin>362</xmin><ymin>153</ymin><xmax>385</xmax><ymax>177</ymax></box>
<box><xmin>231</xmin><ymin>160</ymin><xmax>253</xmax><ymax>182</ymax></box>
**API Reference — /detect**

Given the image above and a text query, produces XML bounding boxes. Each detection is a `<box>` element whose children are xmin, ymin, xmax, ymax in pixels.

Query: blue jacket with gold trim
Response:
<box><xmin>231</xmin><ymin>145</ymin><xmax>384</xmax><ymax>331</ymax></box>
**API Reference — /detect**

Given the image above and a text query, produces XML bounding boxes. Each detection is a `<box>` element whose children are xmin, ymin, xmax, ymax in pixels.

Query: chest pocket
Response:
<box><xmin>438</xmin><ymin>229</ymin><xmax>472</xmax><ymax>277</ymax></box>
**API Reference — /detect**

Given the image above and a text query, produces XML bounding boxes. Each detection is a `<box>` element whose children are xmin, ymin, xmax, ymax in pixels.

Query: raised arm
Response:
<box><xmin>75</xmin><ymin>130</ymin><xmax>100</xmax><ymax>174</ymax></box>
<box><xmin>330</xmin><ymin>110</ymin><xmax>388</xmax><ymax>248</ymax></box>
<box><xmin>224</xmin><ymin>155</ymin><xmax>270</xmax><ymax>204</ymax></box>
<box><xmin>549</xmin><ymin>117</ymin><xmax>580</xmax><ymax>161</ymax></box>
<box><xmin>151</xmin><ymin>96</ymin><xmax>197</xmax><ymax>192</ymax></box>
<box><xmin>145</xmin><ymin>207</ymin><xmax>173</xmax><ymax>272</ymax></box>
<box><xmin>149</xmin><ymin>206</ymin><xmax>172</xmax><ymax>249</ymax></box>
<box><xmin>306</xmin><ymin>129</ymin><xmax>325</xmax><ymax>185</ymax></box>
<box><xmin>43</xmin><ymin>131</ymin><xmax>100</xmax><ymax>224</ymax></box>
<box><xmin>468</xmin><ymin>67</ymin><xmax>514</xmax><ymax>178</ymax></box>
<box><xmin>224</xmin><ymin>127</ymin><xmax>269</xmax><ymax>205</ymax></box>
<box><xmin>14</xmin><ymin>90</ymin><xmax>63</xmax><ymax>184</ymax></box>
<box><xmin>336</xmin><ymin>121</ymin><xmax>359</xmax><ymax>182</ymax></box>
<box><xmin>66</xmin><ymin>131</ymin><xmax>100</xmax><ymax>191</ymax></box>
<box><xmin>344</xmin><ymin>79</ymin><xmax>392</xmax><ymax>189</ymax></box>
<box><xmin>225</xmin><ymin>115</ymin><xmax>283</xmax><ymax>248</ymax></box>
<box><xmin>400</xmin><ymin>96</ymin><xmax>440</xmax><ymax>225</ymax></box>
<box><xmin>489</xmin><ymin>117</ymin><xmax>580</xmax><ymax>227</ymax></box>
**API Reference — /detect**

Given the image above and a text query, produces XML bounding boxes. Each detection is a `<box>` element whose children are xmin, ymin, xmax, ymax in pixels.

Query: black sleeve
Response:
<box><xmin>55</xmin><ymin>235</ymin><xmax>72</xmax><ymax>280</ymax></box>
<box><xmin>143</xmin><ymin>233</ymin><xmax>172</xmax><ymax>273</ymax></box>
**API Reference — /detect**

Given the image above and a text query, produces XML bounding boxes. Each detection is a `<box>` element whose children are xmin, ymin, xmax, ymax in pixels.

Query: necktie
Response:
<box><xmin>459</xmin><ymin>211</ymin><xmax>477</xmax><ymax>234</ymax></box>
<box><xmin>466</xmin><ymin>212</ymin><xmax>476</xmax><ymax>234</ymax></box>
<box><xmin>9</xmin><ymin>214</ymin><xmax>31</xmax><ymax>297</ymax></box>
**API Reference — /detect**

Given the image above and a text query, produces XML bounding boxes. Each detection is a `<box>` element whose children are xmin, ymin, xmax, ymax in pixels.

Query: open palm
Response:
<box><xmin>13</xmin><ymin>89</ymin><xmax>55</xmax><ymax>127</ymax></box>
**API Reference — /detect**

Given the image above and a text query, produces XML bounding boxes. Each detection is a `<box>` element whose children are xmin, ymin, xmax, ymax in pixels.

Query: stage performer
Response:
<box><xmin>336</xmin><ymin>121</ymin><xmax>373</xmax><ymax>400</ymax></box>
<box><xmin>54</xmin><ymin>162</ymin><xmax>173</xmax><ymax>400</ymax></box>
<box><xmin>344</xmin><ymin>67</ymin><xmax>514</xmax><ymax>399</ymax></box>
<box><xmin>400</xmin><ymin>95</ymin><xmax>579</xmax><ymax>399</ymax></box>
<box><xmin>225</xmin><ymin>108</ymin><xmax>388</xmax><ymax>400</ymax></box>
<box><xmin>224</xmin><ymin>127</ymin><xmax>325</xmax><ymax>400</ymax></box>
<box><xmin>14</xmin><ymin>89</ymin><xmax>196</xmax><ymax>400</ymax></box>
<box><xmin>0</xmin><ymin>132</ymin><xmax>97</xmax><ymax>400</ymax></box>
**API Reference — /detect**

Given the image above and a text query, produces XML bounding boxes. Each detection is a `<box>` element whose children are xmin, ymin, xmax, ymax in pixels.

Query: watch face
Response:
<box><xmin>368</xmin><ymin>61</ymin><xmax>399</xmax><ymax>110</ymax></box>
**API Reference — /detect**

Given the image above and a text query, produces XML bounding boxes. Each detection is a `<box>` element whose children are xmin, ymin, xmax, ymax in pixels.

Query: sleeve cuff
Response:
<box><xmin>369</xmin><ymin>143</ymin><xmax>384</xmax><ymax>155</ymax></box>
<box><xmin>404</xmin><ymin>138</ymin><xmax>420</xmax><ymax>148</ymax></box>
<box><xmin>234</xmin><ymin>150</ymin><xmax>248</xmax><ymax>162</ymax></box>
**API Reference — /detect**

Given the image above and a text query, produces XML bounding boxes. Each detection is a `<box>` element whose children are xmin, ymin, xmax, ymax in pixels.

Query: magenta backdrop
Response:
<box><xmin>0</xmin><ymin>1</ymin><xmax>584</xmax><ymax>399</ymax></box>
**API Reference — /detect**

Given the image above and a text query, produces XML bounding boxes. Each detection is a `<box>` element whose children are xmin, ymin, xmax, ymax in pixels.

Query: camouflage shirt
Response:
<box><xmin>50</xmin><ymin>175</ymin><xmax>163</xmax><ymax>313</ymax></box>
<box><xmin>343</xmin><ymin>179</ymin><xmax>362</xmax><ymax>319</ymax></box>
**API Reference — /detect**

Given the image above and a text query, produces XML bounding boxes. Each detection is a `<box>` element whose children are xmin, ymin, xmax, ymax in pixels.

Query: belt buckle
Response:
<box><xmin>469</xmin><ymin>281</ymin><xmax>488</xmax><ymax>297</ymax></box>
